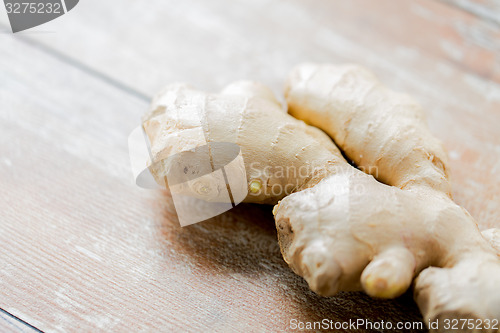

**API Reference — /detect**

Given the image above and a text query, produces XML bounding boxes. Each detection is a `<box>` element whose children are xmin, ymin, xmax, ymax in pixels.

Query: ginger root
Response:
<box><xmin>285</xmin><ymin>63</ymin><xmax>500</xmax><ymax>330</ymax></box>
<box><xmin>142</xmin><ymin>76</ymin><xmax>500</xmax><ymax>332</ymax></box>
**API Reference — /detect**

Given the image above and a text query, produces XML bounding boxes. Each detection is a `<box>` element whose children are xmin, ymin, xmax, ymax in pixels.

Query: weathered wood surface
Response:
<box><xmin>0</xmin><ymin>0</ymin><xmax>499</xmax><ymax>332</ymax></box>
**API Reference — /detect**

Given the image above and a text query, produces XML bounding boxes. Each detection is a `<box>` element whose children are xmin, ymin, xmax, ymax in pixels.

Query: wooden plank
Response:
<box><xmin>0</xmin><ymin>310</ymin><xmax>40</xmax><ymax>333</ymax></box>
<box><xmin>0</xmin><ymin>34</ymin><xmax>426</xmax><ymax>332</ymax></box>
<box><xmin>1</xmin><ymin>0</ymin><xmax>499</xmax><ymax>88</ymax></box>
<box><xmin>439</xmin><ymin>0</ymin><xmax>500</xmax><ymax>26</ymax></box>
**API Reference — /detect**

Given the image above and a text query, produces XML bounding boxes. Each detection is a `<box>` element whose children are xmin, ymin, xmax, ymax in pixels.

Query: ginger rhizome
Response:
<box><xmin>142</xmin><ymin>75</ymin><xmax>500</xmax><ymax>331</ymax></box>
<box><xmin>285</xmin><ymin>63</ymin><xmax>500</xmax><ymax>328</ymax></box>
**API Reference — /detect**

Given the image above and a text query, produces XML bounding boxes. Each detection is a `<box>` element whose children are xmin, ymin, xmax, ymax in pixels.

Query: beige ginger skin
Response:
<box><xmin>143</xmin><ymin>78</ymin><xmax>500</xmax><ymax>332</ymax></box>
<box><xmin>142</xmin><ymin>82</ymin><xmax>342</xmax><ymax>205</ymax></box>
<box><xmin>285</xmin><ymin>63</ymin><xmax>500</xmax><ymax>330</ymax></box>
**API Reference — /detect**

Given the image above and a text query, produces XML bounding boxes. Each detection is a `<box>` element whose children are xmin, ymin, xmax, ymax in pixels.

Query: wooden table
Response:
<box><xmin>1</xmin><ymin>0</ymin><xmax>499</xmax><ymax>332</ymax></box>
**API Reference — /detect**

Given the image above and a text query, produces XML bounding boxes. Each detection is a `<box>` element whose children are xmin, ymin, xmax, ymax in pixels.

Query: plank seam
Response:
<box><xmin>0</xmin><ymin>308</ymin><xmax>44</xmax><ymax>333</ymax></box>
<box><xmin>0</xmin><ymin>22</ymin><xmax>151</xmax><ymax>103</ymax></box>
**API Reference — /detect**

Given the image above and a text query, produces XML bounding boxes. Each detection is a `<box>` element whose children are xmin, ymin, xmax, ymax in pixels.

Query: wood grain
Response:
<box><xmin>0</xmin><ymin>0</ymin><xmax>499</xmax><ymax>332</ymax></box>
